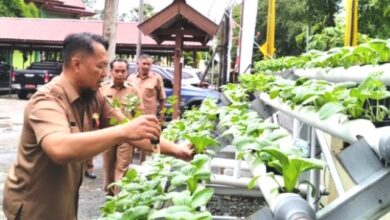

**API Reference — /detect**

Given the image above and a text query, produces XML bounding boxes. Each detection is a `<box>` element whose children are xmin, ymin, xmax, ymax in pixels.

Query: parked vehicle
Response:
<box><xmin>164</xmin><ymin>67</ymin><xmax>200</xmax><ymax>86</ymax></box>
<box><xmin>165</xmin><ymin>67</ymin><xmax>210</xmax><ymax>88</ymax></box>
<box><xmin>0</xmin><ymin>62</ymin><xmax>11</xmax><ymax>93</ymax></box>
<box><xmin>12</xmin><ymin>61</ymin><xmax>62</xmax><ymax>99</ymax></box>
<box><xmin>128</xmin><ymin>63</ymin><xmax>220</xmax><ymax>109</ymax></box>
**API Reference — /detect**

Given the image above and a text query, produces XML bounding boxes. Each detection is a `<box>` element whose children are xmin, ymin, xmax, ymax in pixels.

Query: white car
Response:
<box><xmin>165</xmin><ymin>67</ymin><xmax>204</xmax><ymax>87</ymax></box>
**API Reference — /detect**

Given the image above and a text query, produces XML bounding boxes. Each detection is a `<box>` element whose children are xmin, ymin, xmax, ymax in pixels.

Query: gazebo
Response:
<box><xmin>138</xmin><ymin>0</ymin><xmax>219</xmax><ymax>118</ymax></box>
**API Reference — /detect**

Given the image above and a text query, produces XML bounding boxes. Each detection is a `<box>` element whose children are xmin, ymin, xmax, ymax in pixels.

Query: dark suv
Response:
<box><xmin>128</xmin><ymin>63</ymin><xmax>220</xmax><ymax>109</ymax></box>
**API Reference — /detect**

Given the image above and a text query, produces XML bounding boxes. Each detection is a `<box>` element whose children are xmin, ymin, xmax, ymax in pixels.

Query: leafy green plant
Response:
<box><xmin>122</xmin><ymin>94</ymin><xmax>142</xmax><ymax>118</ymax></box>
<box><xmin>256</xmin><ymin>147</ymin><xmax>325</xmax><ymax>193</ymax></box>
<box><xmin>183</xmin><ymin>134</ymin><xmax>219</xmax><ymax>155</ymax></box>
<box><xmin>163</xmin><ymin>95</ymin><xmax>177</xmax><ymax>119</ymax></box>
<box><xmin>99</xmin><ymin>155</ymin><xmax>214</xmax><ymax>220</ymax></box>
<box><xmin>253</xmin><ymin>38</ymin><xmax>390</xmax><ymax>73</ymax></box>
<box><xmin>170</xmin><ymin>154</ymin><xmax>212</xmax><ymax>194</ymax></box>
<box><xmin>347</xmin><ymin>72</ymin><xmax>390</xmax><ymax>122</ymax></box>
<box><xmin>150</xmin><ymin>188</ymin><xmax>214</xmax><ymax>220</ymax></box>
<box><xmin>106</xmin><ymin>94</ymin><xmax>143</xmax><ymax>125</ymax></box>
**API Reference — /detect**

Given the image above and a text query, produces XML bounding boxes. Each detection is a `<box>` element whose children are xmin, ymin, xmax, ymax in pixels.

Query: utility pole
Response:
<box><xmin>219</xmin><ymin>9</ymin><xmax>230</xmax><ymax>87</ymax></box>
<box><xmin>102</xmin><ymin>0</ymin><xmax>119</xmax><ymax>76</ymax></box>
<box><xmin>136</xmin><ymin>0</ymin><xmax>144</xmax><ymax>59</ymax></box>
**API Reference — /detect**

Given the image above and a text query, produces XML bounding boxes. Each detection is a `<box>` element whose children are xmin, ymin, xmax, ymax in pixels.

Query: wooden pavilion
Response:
<box><xmin>138</xmin><ymin>0</ymin><xmax>219</xmax><ymax>118</ymax></box>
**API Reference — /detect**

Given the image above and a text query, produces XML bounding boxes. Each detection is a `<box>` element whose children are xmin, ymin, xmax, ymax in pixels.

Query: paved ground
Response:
<box><xmin>0</xmin><ymin>95</ymin><xmax>105</xmax><ymax>220</ymax></box>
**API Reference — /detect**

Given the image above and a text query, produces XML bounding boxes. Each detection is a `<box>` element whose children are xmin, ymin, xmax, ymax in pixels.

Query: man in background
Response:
<box><xmin>100</xmin><ymin>58</ymin><xmax>142</xmax><ymax>195</ymax></box>
<box><xmin>128</xmin><ymin>54</ymin><xmax>166</xmax><ymax>162</ymax></box>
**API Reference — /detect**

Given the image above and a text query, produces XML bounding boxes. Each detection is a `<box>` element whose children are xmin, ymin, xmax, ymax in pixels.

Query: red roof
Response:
<box><xmin>0</xmin><ymin>17</ymin><xmax>207</xmax><ymax>49</ymax></box>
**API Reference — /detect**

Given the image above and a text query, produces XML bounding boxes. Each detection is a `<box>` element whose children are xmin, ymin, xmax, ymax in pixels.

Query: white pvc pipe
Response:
<box><xmin>246</xmin><ymin>155</ymin><xmax>281</xmax><ymax>203</ymax></box>
<box><xmin>294</xmin><ymin>63</ymin><xmax>390</xmax><ymax>85</ymax></box>
<box><xmin>211</xmin><ymin>158</ymin><xmax>250</xmax><ymax>170</ymax></box>
<box><xmin>246</xmin><ymin>155</ymin><xmax>315</xmax><ymax>220</ymax></box>
<box><xmin>259</xmin><ymin>93</ymin><xmax>381</xmax><ymax>155</ymax></box>
<box><xmin>233</xmin><ymin>159</ymin><xmax>242</xmax><ymax>179</ymax></box>
<box><xmin>210</xmin><ymin>174</ymin><xmax>256</xmax><ymax>188</ymax></box>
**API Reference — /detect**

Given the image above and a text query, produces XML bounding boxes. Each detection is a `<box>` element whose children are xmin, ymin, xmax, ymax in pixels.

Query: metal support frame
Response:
<box><xmin>317</xmin><ymin>168</ymin><xmax>390</xmax><ymax>220</ymax></box>
<box><xmin>315</xmin><ymin>129</ymin><xmax>345</xmax><ymax>195</ymax></box>
<box><xmin>308</xmin><ymin>126</ymin><xmax>321</xmax><ymax>211</ymax></box>
<box><xmin>257</xmin><ymin>92</ymin><xmax>390</xmax><ymax>219</ymax></box>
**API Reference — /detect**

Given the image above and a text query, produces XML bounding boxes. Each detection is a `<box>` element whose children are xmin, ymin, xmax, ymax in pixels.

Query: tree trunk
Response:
<box><xmin>102</xmin><ymin>0</ymin><xmax>119</xmax><ymax>77</ymax></box>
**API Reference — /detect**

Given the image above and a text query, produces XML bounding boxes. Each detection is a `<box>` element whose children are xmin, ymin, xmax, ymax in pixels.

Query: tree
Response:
<box><xmin>307</xmin><ymin>0</ymin><xmax>340</xmax><ymax>28</ymax></box>
<box><xmin>0</xmin><ymin>0</ymin><xmax>39</xmax><ymax>17</ymax></box>
<box><xmin>358</xmin><ymin>0</ymin><xmax>390</xmax><ymax>39</ymax></box>
<box><xmin>81</xmin><ymin>0</ymin><xmax>104</xmax><ymax>20</ymax></box>
<box><xmin>128</xmin><ymin>3</ymin><xmax>155</xmax><ymax>22</ymax></box>
<box><xmin>253</xmin><ymin>0</ymin><xmax>341</xmax><ymax>60</ymax></box>
<box><xmin>82</xmin><ymin>0</ymin><xmax>97</xmax><ymax>10</ymax></box>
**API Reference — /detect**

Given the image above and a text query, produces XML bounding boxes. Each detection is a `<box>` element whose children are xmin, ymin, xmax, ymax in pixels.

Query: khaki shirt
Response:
<box><xmin>100</xmin><ymin>81</ymin><xmax>142</xmax><ymax>118</ymax></box>
<box><xmin>128</xmin><ymin>72</ymin><xmax>166</xmax><ymax>115</ymax></box>
<box><xmin>2</xmin><ymin>75</ymin><xmax>123</xmax><ymax>220</ymax></box>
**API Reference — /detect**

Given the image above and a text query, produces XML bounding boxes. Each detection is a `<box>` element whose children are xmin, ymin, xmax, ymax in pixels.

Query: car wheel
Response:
<box><xmin>17</xmin><ymin>90</ymin><xmax>28</xmax><ymax>99</ymax></box>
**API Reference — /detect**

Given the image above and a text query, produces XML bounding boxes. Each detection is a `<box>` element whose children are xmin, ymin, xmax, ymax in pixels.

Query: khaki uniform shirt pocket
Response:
<box><xmin>144</xmin><ymin>86</ymin><xmax>156</xmax><ymax>98</ymax></box>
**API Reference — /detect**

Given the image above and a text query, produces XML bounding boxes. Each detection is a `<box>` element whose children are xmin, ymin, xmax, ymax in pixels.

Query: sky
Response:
<box><xmin>93</xmin><ymin>0</ymin><xmax>239</xmax><ymax>23</ymax></box>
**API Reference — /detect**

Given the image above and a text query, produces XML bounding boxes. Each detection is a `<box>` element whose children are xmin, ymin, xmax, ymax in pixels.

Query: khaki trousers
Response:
<box><xmin>103</xmin><ymin>143</ymin><xmax>134</xmax><ymax>195</ymax></box>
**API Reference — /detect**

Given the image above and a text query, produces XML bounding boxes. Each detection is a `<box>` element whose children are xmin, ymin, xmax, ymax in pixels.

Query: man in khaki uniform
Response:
<box><xmin>2</xmin><ymin>32</ymin><xmax>193</xmax><ymax>220</ymax></box>
<box><xmin>128</xmin><ymin>54</ymin><xmax>166</xmax><ymax>162</ymax></box>
<box><xmin>100</xmin><ymin>58</ymin><xmax>142</xmax><ymax>195</ymax></box>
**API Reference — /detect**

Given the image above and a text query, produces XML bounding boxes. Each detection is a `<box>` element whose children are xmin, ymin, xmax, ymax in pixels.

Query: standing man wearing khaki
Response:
<box><xmin>2</xmin><ymin>32</ymin><xmax>193</xmax><ymax>220</ymax></box>
<box><xmin>128</xmin><ymin>54</ymin><xmax>166</xmax><ymax>162</ymax></box>
<box><xmin>100</xmin><ymin>58</ymin><xmax>142</xmax><ymax>195</ymax></box>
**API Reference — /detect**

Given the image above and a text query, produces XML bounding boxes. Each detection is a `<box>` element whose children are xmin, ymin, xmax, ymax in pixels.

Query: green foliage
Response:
<box><xmin>162</xmin><ymin>95</ymin><xmax>177</xmax><ymax>119</ymax></box>
<box><xmin>247</xmin><ymin>0</ymin><xmax>390</xmax><ymax>59</ymax></box>
<box><xmin>184</xmin><ymin>134</ymin><xmax>219</xmax><ymax>154</ymax></box>
<box><xmin>359</xmin><ymin>0</ymin><xmax>390</xmax><ymax>39</ymax></box>
<box><xmin>100</xmin><ymin>155</ymin><xmax>214</xmax><ymax>220</ymax></box>
<box><xmin>254</xmin><ymin>0</ymin><xmax>341</xmax><ymax>59</ymax></box>
<box><xmin>107</xmin><ymin>94</ymin><xmax>142</xmax><ymax>120</ymax></box>
<box><xmin>0</xmin><ymin>0</ymin><xmax>40</xmax><ymax>17</ymax></box>
<box><xmin>260</xmin><ymin>147</ymin><xmax>325</xmax><ymax>193</ymax></box>
<box><xmin>128</xmin><ymin>3</ymin><xmax>155</xmax><ymax>22</ymax></box>
<box><xmin>254</xmin><ymin>38</ymin><xmax>390</xmax><ymax>72</ymax></box>
<box><xmin>302</xmin><ymin>25</ymin><xmax>371</xmax><ymax>51</ymax></box>
<box><xmin>240</xmin><ymin>71</ymin><xmax>390</xmax><ymax>123</ymax></box>
<box><xmin>162</xmin><ymin>98</ymin><xmax>219</xmax><ymax>142</ymax></box>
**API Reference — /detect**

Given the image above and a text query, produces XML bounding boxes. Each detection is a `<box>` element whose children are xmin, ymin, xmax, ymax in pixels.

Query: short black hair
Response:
<box><xmin>110</xmin><ymin>58</ymin><xmax>128</xmax><ymax>70</ymax></box>
<box><xmin>62</xmin><ymin>32</ymin><xmax>109</xmax><ymax>67</ymax></box>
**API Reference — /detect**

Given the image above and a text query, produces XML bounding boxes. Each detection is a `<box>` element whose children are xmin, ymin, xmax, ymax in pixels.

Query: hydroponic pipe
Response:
<box><xmin>210</xmin><ymin>174</ymin><xmax>255</xmax><ymax>188</ymax></box>
<box><xmin>259</xmin><ymin>93</ymin><xmax>381</xmax><ymax>156</ymax></box>
<box><xmin>247</xmin><ymin>156</ymin><xmax>316</xmax><ymax>220</ymax></box>
<box><xmin>261</xmin><ymin>93</ymin><xmax>390</xmax><ymax>165</ymax></box>
<box><xmin>377</xmin><ymin>127</ymin><xmax>390</xmax><ymax>163</ymax></box>
<box><xmin>271</xmin><ymin>193</ymin><xmax>316</xmax><ymax>220</ymax></box>
<box><xmin>293</xmin><ymin>63</ymin><xmax>390</xmax><ymax>85</ymax></box>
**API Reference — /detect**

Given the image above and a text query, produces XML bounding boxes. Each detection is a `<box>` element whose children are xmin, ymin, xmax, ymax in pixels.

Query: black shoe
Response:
<box><xmin>85</xmin><ymin>171</ymin><xmax>96</xmax><ymax>179</ymax></box>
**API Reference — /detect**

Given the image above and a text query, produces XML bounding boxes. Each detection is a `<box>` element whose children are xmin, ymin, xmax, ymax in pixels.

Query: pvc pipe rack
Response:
<box><xmin>293</xmin><ymin>63</ymin><xmax>390</xmax><ymax>85</ymax></box>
